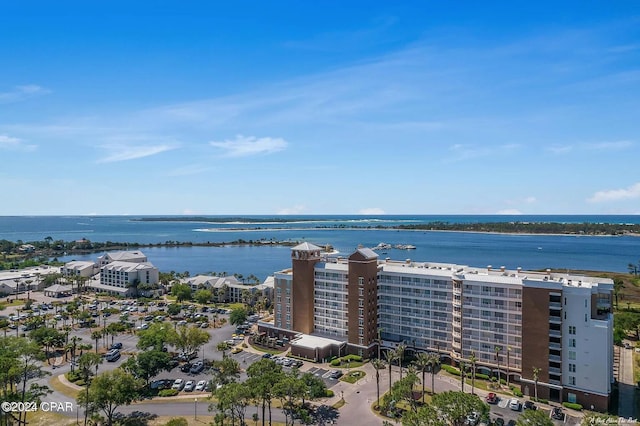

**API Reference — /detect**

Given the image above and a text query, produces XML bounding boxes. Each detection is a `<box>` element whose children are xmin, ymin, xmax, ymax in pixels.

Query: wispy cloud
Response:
<box><xmin>496</xmin><ymin>209</ymin><xmax>523</xmax><ymax>215</ymax></box>
<box><xmin>97</xmin><ymin>144</ymin><xmax>177</xmax><ymax>163</ymax></box>
<box><xmin>210</xmin><ymin>135</ymin><xmax>288</xmax><ymax>157</ymax></box>
<box><xmin>585</xmin><ymin>140</ymin><xmax>634</xmax><ymax>150</ymax></box>
<box><xmin>358</xmin><ymin>207</ymin><xmax>385</xmax><ymax>215</ymax></box>
<box><xmin>0</xmin><ymin>134</ymin><xmax>37</xmax><ymax>151</ymax></box>
<box><xmin>588</xmin><ymin>182</ymin><xmax>640</xmax><ymax>203</ymax></box>
<box><xmin>548</xmin><ymin>141</ymin><xmax>633</xmax><ymax>155</ymax></box>
<box><xmin>0</xmin><ymin>85</ymin><xmax>50</xmax><ymax>103</ymax></box>
<box><xmin>277</xmin><ymin>205</ymin><xmax>306</xmax><ymax>215</ymax></box>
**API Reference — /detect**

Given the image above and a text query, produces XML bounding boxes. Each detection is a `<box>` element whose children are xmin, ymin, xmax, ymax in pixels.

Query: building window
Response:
<box><xmin>569</xmin><ymin>338</ymin><xmax>576</xmax><ymax>348</ymax></box>
<box><xmin>515</xmin><ymin>301</ymin><xmax>522</xmax><ymax>309</ymax></box>
<box><xmin>569</xmin><ymin>363</ymin><xmax>576</xmax><ymax>373</ymax></box>
<box><xmin>358</xmin><ymin>299</ymin><xmax>363</xmax><ymax>307</ymax></box>
<box><xmin>358</xmin><ymin>327</ymin><xmax>364</xmax><ymax>336</ymax></box>
<box><xmin>358</xmin><ymin>308</ymin><xmax>364</xmax><ymax>317</ymax></box>
<box><xmin>569</xmin><ymin>376</ymin><xmax>576</xmax><ymax>386</ymax></box>
<box><xmin>568</xmin><ymin>351</ymin><xmax>576</xmax><ymax>360</ymax></box>
<box><xmin>358</xmin><ymin>318</ymin><xmax>364</xmax><ymax>326</ymax></box>
<box><xmin>359</xmin><ymin>337</ymin><xmax>364</xmax><ymax>345</ymax></box>
<box><xmin>359</xmin><ymin>287</ymin><xmax>364</xmax><ymax>296</ymax></box>
<box><xmin>358</xmin><ymin>277</ymin><xmax>364</xmax><ymax>286</ymax></box>
<box><xmin>568</xmin><ymin>326</ymin><xmax>576</xmax><ymax>335</ymax></box>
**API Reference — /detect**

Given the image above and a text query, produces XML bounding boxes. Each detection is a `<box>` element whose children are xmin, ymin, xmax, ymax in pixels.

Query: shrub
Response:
<box><xmin>330</xmin><ymin>359</ymin><xmax>341</xmax><ymax>366</ymax></box>
<box><xmin>164</xmin><ymin>418</ymin><xmax>188</xmax><ymax>426</ymax></box>
<box><xmin>499</xmin><ymin>379</ymin><xmax>506</xmax><ymax>385</ymax></box>
<box><xmin>242</xmin><ymin>343</ymin><xmax>248</xmax><ymax>348</ymax></box>
<box><xmin>532</xmin><ymin>397</ymin><xmax>549</xmax><ymax>404</ymax></box>
<box><xmin>325</xmin><ymin>389</ymin><xmax>335</xmax><ymax>397</ymax></box>
<box><xmin>159</xmin><ymin>389</ymin><xmax>180</xmax><ymax>397</ymax></box>
<box><xmin>562</xmin><ymin>402</ymin><xmax>583</xmax><ymax>411</ymax></box>
<box><xmin>441</xmin><ymin>365</ymin><xmax>461</xmax><ymax>376</ymax></box>
<box><xmin>476</xmin><ymin>373</ymin><xmax>490</xmax><ymax>380</ymax></box>
<box><xmin>513</xmin><ymin>389</ymin><xmax>523</xmax><ymax>397</ymax></box>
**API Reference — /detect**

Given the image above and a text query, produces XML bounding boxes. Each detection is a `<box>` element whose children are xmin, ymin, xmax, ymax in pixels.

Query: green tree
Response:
<box><xmin>431</xmin><ymin>391</ymin><xmax>488</xmax><ymax>426</ymax></box>
<box><xmin>126</xmin><ymin>350</ymin><xmax>172</xmax><ymax>386</ymax></box>
<box><xmin>167</xmin><ymin>303</ymin><xmax>181</xmax><ymax>316</ymax></box>
<box><xmin>469</xmin><ymin>351</ymin><xmax>478</xmax><ymax>395</ymax></box>
<box><xmin>77</xmin><ymin>352</ymin><xmax>103</xmax><ymax>426</ymax></box>
<box><xmin>217</xmin><ymin>341</ymin><xmax>231</xmax><ymax>358</ymax></box>
<box><xmin>384</xmin><ymin>349</ymin><xmax>398</xmax><ymax>392</ymax></box>
<box><xmin>274</xmin><ymin>371</ymin><xmax>306</xmax><ymax>426</ymax></box>
<box><xmin>517</xmin><ymin>408</ymin><xmax>554</xmax><ymax>425</ymax></box>
<box><xmin>164</xmin><ymin>418</ymin><xmax>188</xmax><ymax>426</ymax></box>
<box><xmin>137</xmin><ymin>322</ymin><xmax>177</xmax><ymax>351</ymax></box>
<box><xmin>229</xmin><ymin>306</ymin><xmax>248</xmax><ymax>326</ymax></box>
<box><xmin>213</xmin><ymin>356</ymin><xmax>241</xmax><ymax>386</ymax></box>
<box><xmin>532</xmin><ymin>367</ymin><xmax>541</xmax><ymax>402</ymax></box>
<box><xmin>170</xmin><ymin>325</ymin><xmax>209</xmax><ymax>356</ymax></box>
<box><xmin>299</xmin><ymin>371</ymin><xmax>327</xmax><ymax>403</ymax></box>
<box><xmin>171</xmin><ymin>284</ymin><xmax>192</xmax><ymax>302</ymax></box>
<box><xmin>427</xmin><ymin>352</ymin><xmax>440</xmax><ymax>395</ymax></box>
<box><xmin>194</xmin><ymin>288</ymin><xmax>213</xmax><ymax>305</ymax></box>
<box><xmin>396</xmin><ymin>343</ymin><xmax>407</xmax><ymax>380</ymax></box>
<box><xmin>246</xmin><ymin>359</ymin><xmax>284</xmax><ymax>426</ymax></box>
<box><xmin>372</xmin><ymin>358</ymin><xmax>387</xmax><ymax>409</ymax></box>
<box><xmin>77</xmin><ymin>369</ymin><xmax>141</xmax><ymax>426</ymax></box>
<box><xmin>614</xmin><ymin>278</ymin><xmax>625</xmax><ymax>309</ymax></box>
<box><xmin>402</xmin><ymin>404</ymin><xmax>443</xmax><ymax>426</ymax></box>
<box><xmin>213</xmin><ymin>382</ymin><xmax>252</xmax><ymax>426</ymax></box>
<box><xmin>91</xmin><ymin>329</ymin><xmax>103</xmax><ymax>353</ymax></box>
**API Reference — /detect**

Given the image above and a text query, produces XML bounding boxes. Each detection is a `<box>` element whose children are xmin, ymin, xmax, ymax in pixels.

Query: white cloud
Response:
<box><xmin>547</xmin><ymin>145</ymin><xmax>573</xmax><ymax>154</ymax></box>
<box><xmin>523</xmin><ymin>196</ymin><xmax>537</xmax><ymax>204</ymax></box>
<box><xmin>586</xmin><ymin>140</ymin><xmax>634</xmax><ymax>151</ymax></box>
<box><xmin>496</xmin><ymin>209</ymin><xmax>523</xmax><ymax>215</ymax></box>
<box><xmin>277</xmin><ymin>205</ymin><xmax>306</xmax><ymax>215</ymax></box>
<box><xmin>97</xmin><ymin>144</ymin><xmax>177</xmax><ymax>163</ymax></box>
<box><xmin>0</xmin><ymin>134</ymin><xmax>37</xmax><ymax>151</ymax></box>
<box><xmin>588</xmin><ymin>182</ymin><xmax>640</xmax><ymax>203</ymax></box>
<box><xmin>0</xmin><ymin>85</ymin><xmax>50</xmax><ymax>103</ymax></box>
<box><xmin>358</xmin><ymin>207</ymin><xmax>385</xmax><ymax>215</ymax></box>
<box><xmin>210</xmin><ymin>135</ymin><xmax>288</xmax><ymax>157</ymax></box>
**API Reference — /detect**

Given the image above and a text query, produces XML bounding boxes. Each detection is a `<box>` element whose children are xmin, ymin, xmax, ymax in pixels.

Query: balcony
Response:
<box><xmin>548</xmin><ymin>316</ymin><xmax>562</xmax><ymax>325</ymax></box>
<box><xmin>549</xmin><ymin>302</ymin><xmax>562</xmax><ymax>310</ymax></box>
<box><xmin>549</xmin><ymin>329</ymin><xmax>561</xmax><ymax>338</ymax></box>
<box><xmin>549</xmin><ymin>342</ymin><xmax>562</xmax><ymax>351</ymax></box>
<box><xmin>549</xmin><ymin>355</ymin><xmax>561</xmax><ymax>363</ymax></box>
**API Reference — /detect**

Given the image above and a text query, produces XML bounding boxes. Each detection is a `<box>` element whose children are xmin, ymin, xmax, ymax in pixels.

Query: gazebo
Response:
<box><xmin>43</xmin><ymin>284</ymin><xmax>72</xmax><ymax>298</ymax></box>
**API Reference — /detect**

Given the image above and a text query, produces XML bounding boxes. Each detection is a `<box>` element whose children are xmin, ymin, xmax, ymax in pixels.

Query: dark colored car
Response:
<box><xmin>180</xmin><ymin>363</ymin><xmax>192</xmax><ymax>373</ymax></box>
<box><xmin>493</xmin><ymin>418</ymin><xmax>504</xmax><ymax>426</ymax></box>
<box><xmin>190</xmin><ymin>361</ymin><xmax>205</xmax><ymax>374</ymax></box>
<box><xmin>168</xmin><ymin>359</ymin><xmax>179</xmax><ymax>370</ymax></box>
<box><xmin>262</xmin><ymin>353</ymin><xmax>272</xmax><ymax>359</ymax></box>
<box><xmin>551</xmin><ymin>407</ymin><xmax>565</xmax><ymax>420</ymax></box>
<box><xmin>507</xmin><ymin>420</ymin><xmax>516</xmax><ymax>426</ymax></box>
<box><xmin>110</xmin><ymin>342</ymin><xmax>123</xmax><ymax>350</ymax></box>
<box><xmin>523</xmin><ymin>401</ymin><xmax>537</xmax><ymax>410</ymax></box>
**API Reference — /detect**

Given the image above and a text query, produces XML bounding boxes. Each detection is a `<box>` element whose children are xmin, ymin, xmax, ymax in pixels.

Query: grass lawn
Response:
<box><xmin>25</xmin><ymin>409</ymin><xmax>77</xmax><ymax>426</ymax></box>
<box><xmin>248</xmin><ymin>342</ymin><xmax>287</xmax><ymax>355</ymax></box>
<box><xmin>340</xmin><ymin>370</ymin><xmax>366</xmax><ymax>384</ymax></box>
<box><xmin>50</xmin><ymin>375</ymin><xmax>80</xmax><ymax>399</ymax></box>
<box><xmin>332</xmin><ymin>399</ymin><xmax>346</xmax><ymax>409</ymax></box>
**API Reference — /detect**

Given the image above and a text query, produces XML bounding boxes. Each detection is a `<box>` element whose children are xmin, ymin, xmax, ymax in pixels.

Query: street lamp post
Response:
<box><xmin>194</xmin><ymin>398</ymin><xmax>198</xmax><ymax>420</ymax></box>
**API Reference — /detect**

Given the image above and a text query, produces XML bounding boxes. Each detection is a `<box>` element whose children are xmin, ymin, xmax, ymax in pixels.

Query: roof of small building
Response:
<box><xmin>290</xmin><ymin>334</ymin><xmax>343</xmax><ymax>350</ymax></box>
<box><xmin>292</xmin><ymin>242</ymin><xmax>322</xmax><ymax>251</ymax></box>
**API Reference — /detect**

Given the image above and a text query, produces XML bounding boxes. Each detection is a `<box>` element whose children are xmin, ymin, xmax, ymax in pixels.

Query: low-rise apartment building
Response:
<box><xmin>261</xmin><ymin>243</ymin><xmax>614</xmax><ymax>411</ymax></box>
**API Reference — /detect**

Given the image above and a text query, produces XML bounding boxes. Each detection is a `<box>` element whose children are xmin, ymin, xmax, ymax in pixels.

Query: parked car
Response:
<box><xmin>150</xmin><ymin>379</ymin><xmax>174</xmax><ymax>390</ymax></box>
<box><xmin>231</xmin><ymin>347</ymin><xmax>243</xmax><ymax>354</ymax></box>
<box><xmin>183</xmin><ymin>380</ymin><xmax>195</xmax><ymax>392</ymax></box>
<box><xmin>105</xmin><ymin>350</ymin><xmax>121</xmax><ymax>362</ymax></box>
<box><xmin>329</xmin><ymin>370</ymin><xmax>343</xmax><ymax>379</ymax></box>
<box><xmin>261</xmin><ymin>353</ymin><xmax>272</xmax><ymax>359</ymax></box>
<box><xmin>508</xmin><ymin>398</ymin><xmax>521</xmax><ymax>411</ymax></box>
<box><xmin>465</xmin><ymin>412</ymin><xmax>479</xmax><ymax>426</ymax></box>
<box><xmin>195</xmin><ymin>380</ymin><xmax>207</xmax><ymax>391</ymax></box>
<box><xmin>110</xmin><ymin>342</ymin><xmax>123</xmax><ymax>350</ymax></box>
<box><xmin>523</xmin><ymin>401</ymin><xmax>537</xmax><ymax>410</ymax></box>
<box><xmin>493</xmin><ymin>419</ymin><xmax>504</xmax><ymax>426</ymax></box>
<box><xmin>485</xmin><ymin>392</ymin><xmax>498</xmax><ymax>404</ymax></box>
<box><xmin>180</xmin><ymin>363</ymin><xmax>193</xmax><ymax>373</ymax></box>
<box><xmin>190</xmin><ymin>361</ymin><xmax>205</xmax><ymax>374</ymax></box>
<box><xmin>171</xmin><ymin>378</ymin><xmax>185</xmax><ymax>390</ymax></box>
<box><xmin>551</xmin><ymin>407</ymin><xmax>565</xmax><ymax>420</ymax></box>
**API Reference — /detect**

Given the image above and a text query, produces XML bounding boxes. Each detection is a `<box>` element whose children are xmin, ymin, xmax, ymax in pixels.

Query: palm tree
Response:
<box><xmin>396</xmin><ymin>343</ymin><xmax>407</xmax><ymax>380</ymax></box>
<box><xmin>459</xmin><ymin>360</ymin><xmax>467</xmax><ymax>393</ymax></box>
<box><xmin>532</xmin><ymin>367</ymin><xmax>541</xmax><ymax>402</ymax></box>
<box><xmin>217</xmin><ymin>341</ymin><xmax>231</xmax><ymax>358</ymax></box>
<box><xmin>495</xmin><ymin>346</ymin><xmax>502</xmax><ymax>386</ymax></box>
<box><xmin>427</xmin><ymin>352</ymin><xmax>440</xmax><ymax>395</ymax></box>
<box><xmin>91</xmin><ymin>330</ymin><xmax>103</xmax><ymax>353</ymax></box>
<box><xmin>384</xmin><ymin>349</ymin><xmax>398</xmax><ymax>391</ymax></box>
<box><xmin>371</xmin><ymin>358</ymin><xmax>386</xmax><ymax>410</ymax></box>
<box><xmin>469</xmin><ymin>351</ymin><xmax>478</xmax><ymax>395</ymax></box>
<box><xmin>413</xmin><ymin>352</ymin><xmax>430</xmax><ymax>401</ymax></box>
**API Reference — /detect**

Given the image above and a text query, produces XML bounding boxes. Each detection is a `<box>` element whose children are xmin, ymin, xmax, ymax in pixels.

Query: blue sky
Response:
<box><xmin>1</xmin><ymin>1</ymin><xmax>639</xmax><ymax>215</ymax></box>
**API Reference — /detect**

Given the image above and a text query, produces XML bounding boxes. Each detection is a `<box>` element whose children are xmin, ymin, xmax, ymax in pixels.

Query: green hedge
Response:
<box><xmin>159</xmin><ymin>389</ymin><xmax>180</xmax><ymax>397</ymax></box>
<box><xmin>513</xmin><ymin>389</ymin><xmax>523</xmax><ymax>397</ymax></box>
<box><xmin>475</xmin><ymin>373</ymin><xmax>490</xmax><ymax>380</ymax></box>
<box><xmin>562</xmin><ymin>402</ymin><xmax>583</xmax><ymax>411</ymax></box>
<box><xmin>325</xmin><ymin>390</ymin><xmax>334</xmax><ymax>397</ymax></box>
<box><xmin>441</xmin><ymin>365</ymin><xmax>461</xmax><ymax>376</ymax></box>
<box><xmin>330</xmin><ymin>359</ymin><xmax>341</xmax><ymax>366</ymax></box>
<box><xmin>532</xmin><ymin>397</ymin><xmax>549</xmax><ymax>404</ymax></box>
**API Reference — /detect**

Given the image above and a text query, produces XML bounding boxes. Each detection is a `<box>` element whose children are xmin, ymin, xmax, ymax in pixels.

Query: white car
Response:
<box><xmin>508</xmin><ymin>398</ymin><xmax>521</xmax><ymax>411</ymax></box>
<box><xmin>183</xmin><ymin>380</ymin><xmax>195</xmax><ymax>392</ymax></box>
<box><xmin>171</xmin><ymin>378</ymin><xmax>184</xmax><ymax>390</ymax></box>
<box><xmin>195</xmin><ymin>380</ymin><xmax>207</xmax><ymax>391</ymax></box>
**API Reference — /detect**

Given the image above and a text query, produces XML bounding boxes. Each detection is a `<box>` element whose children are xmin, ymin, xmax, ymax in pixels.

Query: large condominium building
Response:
<box><xmin>262</xmin><ymin>243</ymin><xmax>614</xmax><ymax>411</ymax></box>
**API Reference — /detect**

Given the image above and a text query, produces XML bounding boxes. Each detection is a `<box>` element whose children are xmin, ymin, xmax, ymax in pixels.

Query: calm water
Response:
<box><xmin>0</xmin><ymin>215</ymin><xmax>638</xmax><ymax>278</ymax></box>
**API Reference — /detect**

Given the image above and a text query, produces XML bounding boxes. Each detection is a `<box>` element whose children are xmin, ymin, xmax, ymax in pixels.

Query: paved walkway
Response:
<box><xmin>618</xmin><ymin>344</ymin><xmax>637</xmax><ymax>419</ymax></box>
